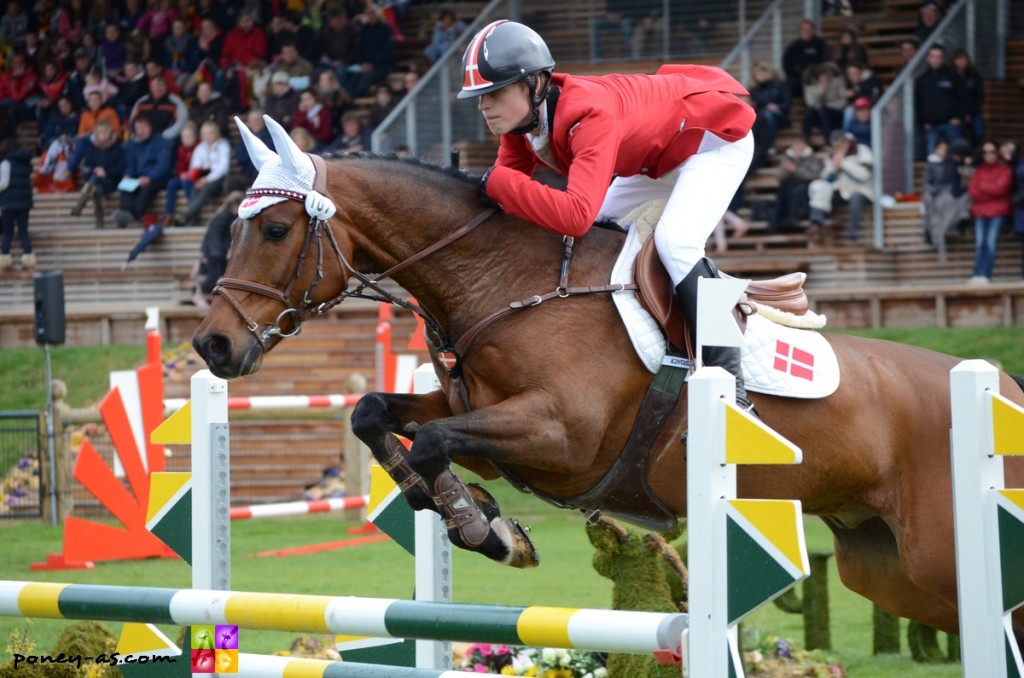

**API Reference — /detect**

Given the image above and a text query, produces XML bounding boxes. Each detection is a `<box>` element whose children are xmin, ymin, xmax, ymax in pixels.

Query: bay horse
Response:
<box><xmin>192</xmin><ymin>117</ymin><xmax>1024</xmax><ymax>644</ymax></box>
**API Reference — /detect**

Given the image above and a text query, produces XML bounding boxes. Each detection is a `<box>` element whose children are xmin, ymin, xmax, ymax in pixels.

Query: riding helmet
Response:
<box><xmin>457</xmin><ymin>20</ymin><xmax>555</xmax><ymax>99</ymax></box>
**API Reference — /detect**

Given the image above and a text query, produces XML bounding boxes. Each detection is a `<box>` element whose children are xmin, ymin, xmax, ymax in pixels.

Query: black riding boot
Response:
<box><xmin>676</xmin><ymin>258</ymin><xmax>758</xmax><ymax>416</ymax></box>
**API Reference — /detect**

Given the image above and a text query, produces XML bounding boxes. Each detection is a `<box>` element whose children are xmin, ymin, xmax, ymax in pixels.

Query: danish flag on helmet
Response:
<box><xmin>457</xmin><ymin>20</ymin><xmax>555</xmax><ymax>99</ymax></box>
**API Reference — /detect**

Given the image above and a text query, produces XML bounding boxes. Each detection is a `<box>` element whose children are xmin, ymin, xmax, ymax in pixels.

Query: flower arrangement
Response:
<box><xmin>456</xmin><ymin>642</ymin><xmax>607</xmax><ymax>677</ymax></box>
<box><xmin>743</xmin><ymin>632</ymin><xmax>845</xmax><ymax>677</ymax></box>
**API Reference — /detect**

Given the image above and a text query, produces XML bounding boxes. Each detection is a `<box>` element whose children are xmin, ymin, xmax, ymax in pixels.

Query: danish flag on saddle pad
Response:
<box><xmin>774</xmin><ymin>341</ymin><xmax>815</xmax><ymax>381</ymax></box>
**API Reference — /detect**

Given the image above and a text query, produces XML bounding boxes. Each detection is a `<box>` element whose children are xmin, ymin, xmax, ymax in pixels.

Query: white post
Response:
<box><xmin>412</xmin><ymin>364</ymin><xmax>452</xmax><ymax>669</ymax></box>
<box><xmin>950</xmin><ymin>360</ymin><xmax>1007</xmax><ymax>678</ymax></box>
<box><xmin>191</xmin><ymin>369</ymin><xmax>230</xmax><ymax>591</ymax></box>
<box><xmin>686</xmin><ymin>366</ymin><xmax>736</xmax><ymax>678</ymax></box>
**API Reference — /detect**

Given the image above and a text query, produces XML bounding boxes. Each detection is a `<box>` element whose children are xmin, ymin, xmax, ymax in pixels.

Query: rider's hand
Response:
<box><xmin>479</xmin><ymin>166</ymin><xmax>500</xmax><ymax>209</ymax></box>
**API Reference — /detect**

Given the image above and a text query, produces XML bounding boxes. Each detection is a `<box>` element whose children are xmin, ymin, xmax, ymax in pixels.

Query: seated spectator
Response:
<box><xmin>194</xmin><ymin>17</ymin><xmax>225</xmax><ymax>73</ymax></box>
<box><xmin>99</xmin><ymin>24</ymin><xmax>128</xmax><ymax>79</ymax></box>
<box><xmin>340</xmin><ymin>3</ymin><xmax>396</xmax><ymax>99</ymax></box>
<box><xmin>120</xmin><ymin>0</ymin><xmax>146</xmax><ymax>33</ymax></box>
<box><xmin>37</xmin><ymin>96</ymin><xmax>80</xmax><ymax>176</ymax></box>
<box><xmin>293</xmin><ymin>88</ymin><xmax>333</xmax><ymax>149</ymax></box>
<box><xmin>87</xmin><ymin>0</ymin><xmax>120</xmax><ymax>39</ymax></box>
<box><xmin>191</xmin><ymin>190</ymin><xmax>244</xmax><ymax>308</ymax></box>
<box><xmin>320</xmin><ymin>6</ymin><xmax>358</xmax><ymax>79</ymax></box>
<box><xmin>315</xmin><ymin>69</ymin><xmax>351</xmax><ymax>137</ymax></box>
<box><xmin>783</xmin><ymin>19</ymin><xmax>830</xmax><ymax>98</ymax></box>
<box><xmin>130</xmin><ymin>75</ymin><xmax>189</xmax><ymax>143</ymax></box>
<box><xmin>161</xmin><ymin>121</ymin><xmax>199</xmax><ymax>226</ymax></box>
<box><xmin>808</xmin><ymin>130</ymin><xmax>874</xmax><ymax>242</ymax></box>
<box><xmin>114</xmin><ymin>115</ymin><xmax>173</xmax><ymax>229</ymax></box>
<box><xmin>967</xmin><ymin>140</ymin><xmax>1013</xmax><ymax>283</ymax></box>
<box><xmin>326</xmin><ymin>112</ymin><xmax>370</xmax><ymax>154</ymax></box>
<box><xmin>227</xmin><ymin>107</ymin><xmax>274</xmax><ymax>192</ymax></box>
<box><xmin>78</xmin><ymin>91</ymin><xmax>122</xmax><ymax>140</ymax></box>
<box><xmin>265</xmin><ymin>71</ymin><xmax>300</xmax><ymax>128</ymax></box>
<box><xmin>145</xmin><ymin>59</ymin><xmax>182</xmax><ymax>95</ymax></box>
<box><xmin>83</xmin><ymin>70</ymin><xmax>120</xmax><ymax>106</ymax></box>
<box><xmin>951</xmin><ymin>48</ymin><xmax>984</xmax><ymax>145</ymax></box>
<box><xmin>136</xmin><ymin>0</ymin><xmax>178</xmax><ymax>56</ymax></box>
<box><xmin>913</xmin><ymin>2</ymin><xmax>943</xmax><ymax>46</ymax></box>
<box><xmin>246</xmin><ymin>59</ymin><xmax>272</xmax><ymax>109</ymax></box>
<box><xmin>842</xmin><ymin>61</ymin><xmax>881</xmax><ymax>129</ymax></box>
<box><xmin>0</xmin><ymin>3</ymin><xmax>30</xmax><ymax>46</ymax></box>
<box><xmin>770</xmin><ymin>137</ymin><xmax>823</xmax><ymax>232</ymax></box>
<box><xmin>748</xmin><ymin>62</ymin><xmax>791</xmax><ymax>152</ymax></box>
<box><xmin>68</xmin><ymin>119</ymin><xmax>125</xmax><ymax>229</ymax></box>
<box><xmin>163</xmin><ymin>18</ymin><xmax>200</xmax><ymax>91</ymax></box>
<box><xmin>34</xmin><ymin>59</ymin><xmax>68</xmax><ymax>130</ymax></box>
<box><xmin>265</xmin><ymin>14</ymin><xmax>297</xmax><ymax>62</ymax></box>
<box><xmin>169</xmin><ymin>120</ymin><xmax>231</xmax><ymax>227</ymax></box>
<box><xmin>189</xmin><ymin>81</ymin><xmax>231</xmax><ymax>136</ymax></box>
<box><xmin>112</xmin><ymin>60</ymin><xmax>150</xmax><ymax>123</ymax></box>
<box><xmin>921</xmin><ymin>138</ymin><xmax>970</xmax><ymax>253</ymax></box>
<box><xmin>425</xmin><ymin>10</ymin><xmax>467</xmax><ymax>63</ymax></box>
<box><xmin>54</xmin><ymin>0</ymin><xmax>86</xmax><ymax>46</ymax></box>
<box><xmin>844</xmin><ymin>96</ymin><xmax>873</xmax><ymax>146</ymax></box>
<box><xmin>290</xmin><ymin>126</ymin><xmax>318</xmax><ymax>153</ymax></box>
<box><xmin>367</xmin><ymin>84</ymin><xmax>397</xmax><ymax>130</ymax></box>
<box><xmin>0</xmin><ymin>52</ymin><xmax>40</xmax><ymax>126</ymax></box>
<box><xmin>272</xmin><ymin>40</ymin><xmax>314</xmax><ymax>90</ymax></box>
<box><xmin>835</xmin><ymin>24</ymin><xmax>869</xmax><ymax>73</ymax></box>
<box><xmin>915</xmin><ymin>44</ymin><xmax>966</xmax><ymax>155</ymax></box>
<box><xmin>220</xmin><ymin>12</ymin><xmax>269</xmax><ymax>110</ymax></box>
<box><xmin>802</xmin><ymin>62</ymin><xmax>846</xmax><ymax>144</ymax></box>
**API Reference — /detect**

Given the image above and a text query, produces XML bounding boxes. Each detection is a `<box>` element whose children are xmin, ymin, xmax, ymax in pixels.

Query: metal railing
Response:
<box><xmin>870</xmin><ymin>0</ymin><xmax>971</xmax><ymax>249</ymax></box>
<box><xmin>0</xmin><ymin>411</ymin><xmax>43</xmax><ymax>519</ymax></box>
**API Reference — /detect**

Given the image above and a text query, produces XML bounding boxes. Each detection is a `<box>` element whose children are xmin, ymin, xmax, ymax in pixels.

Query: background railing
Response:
<box><xmin>0</xmin><ymin>411</ymin><xmax>43</xmax><ymax>519</ymax></box>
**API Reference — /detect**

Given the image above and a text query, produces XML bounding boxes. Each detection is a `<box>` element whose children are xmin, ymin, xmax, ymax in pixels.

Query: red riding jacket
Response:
<box><xmin>485</xmin><ymin>65</ymin><xmax>755</xmax><ymax>237</ymax></box>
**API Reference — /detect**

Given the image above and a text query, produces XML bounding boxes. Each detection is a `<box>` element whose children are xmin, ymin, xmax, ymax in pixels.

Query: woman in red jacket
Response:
<box><xmin>967</xmin><ymin>140</ymin><xmax>1013</xmax><ymax>283</ymax></box>
<box><xmin>459</xmin><ymin>20</ymin><xmax>757</xmax><ymax>410</ymax></box>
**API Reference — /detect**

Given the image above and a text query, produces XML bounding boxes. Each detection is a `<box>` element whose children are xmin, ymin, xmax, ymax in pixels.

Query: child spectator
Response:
<box><xmin>967</xmin><ymin>140</ymin><xmax>1013</xmax><ymax>283</ymax></box>
<box><xmin>160</xmin><ymin>121</ymin><xmax>199</xmax><ymax>226</ymax></box>
<box><xmin>82</xmin><ymin>70</ymin><xmax>119</xmax><ymax>105</ymax></box>
<box><xmin>68</xmin><ymin>119</ymin><xmax>125</xmax><ymax>229</ymax></box>
<box><xmin>0</xmin><ymin>139</ymin><xmax>35</xmax><ymax>272</ymax></box>
<box><xmin>844</xmin><ymin>96</ymin><xmax>873</xmax><ymax>146</ymax></box>
<box><xmin>177</xmin><ymin>120</ymin><xmax>230</xmax><ymax>226</ymax></box>
<box><xmin>293</xmin><ymin>89</ymin><xmax>333</xmax><ymax>149</ymax></box>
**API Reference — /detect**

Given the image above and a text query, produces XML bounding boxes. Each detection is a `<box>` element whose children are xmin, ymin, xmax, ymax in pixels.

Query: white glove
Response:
<box><xmin>305</xmin><ymin>190</ymin><xmax>337</xmax><ymax>220</ymax></box>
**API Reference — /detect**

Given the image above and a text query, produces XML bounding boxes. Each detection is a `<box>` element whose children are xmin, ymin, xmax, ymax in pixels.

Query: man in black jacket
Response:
<box><xmin>340</xmin><ymin>3</ymin><xmax>396</xmax><ymax>99</ymax></box>
<box><xmin>915</xmin><ymin>44</ymin><xmax>967</xmax><ymax>156</ymax></box>
<box><xmin>783</xmin><ymin>19</ymin><xmax>831</xmax><ymax>98</ymax></box>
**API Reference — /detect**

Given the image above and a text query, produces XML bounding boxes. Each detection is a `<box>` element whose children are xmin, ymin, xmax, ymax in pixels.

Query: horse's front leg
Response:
<box><xmin>405</xmin><ymin>391</ymin><xmax>580</xmax><ymax>569</ymax></box>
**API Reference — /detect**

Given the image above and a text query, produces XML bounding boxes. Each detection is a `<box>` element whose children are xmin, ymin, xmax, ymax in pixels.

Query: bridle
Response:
<box><xmin>213</xmin><ymin>153</ymin><xmax>498</xmax><ymax>356</ymax></box>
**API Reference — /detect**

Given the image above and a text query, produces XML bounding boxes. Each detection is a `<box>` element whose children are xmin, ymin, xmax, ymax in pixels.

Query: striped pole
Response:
<box><xmin>0</xmin><ymin>581</ymin><xmax>687</xmax><ymax>655</ymax></box>
<box><xmin>235</xmin><ymin>654</ymin><xmax>501</xmax><ymax>677</ymax></box>
<box><xmin>229</xmin><ymin>496</ymin><xmax>369</xmax><ymax>521</ymax></box>
<box><xmin>164</xmin><ymin>394</ymin><xmax>363</xmax><ymax>413</ymax></box>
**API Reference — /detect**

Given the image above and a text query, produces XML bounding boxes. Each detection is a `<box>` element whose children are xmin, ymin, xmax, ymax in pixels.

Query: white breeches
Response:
<box><xmin>596</xmin><ymin>130</ymin><xmax>754</xmax><ymax>286</ymax></box>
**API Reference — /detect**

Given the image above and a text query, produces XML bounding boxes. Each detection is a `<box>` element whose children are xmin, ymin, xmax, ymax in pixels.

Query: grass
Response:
<box><xmin>3</xmin><ymin>325</ymin><xmax>1023</xmax><ymax>674</ymax></box>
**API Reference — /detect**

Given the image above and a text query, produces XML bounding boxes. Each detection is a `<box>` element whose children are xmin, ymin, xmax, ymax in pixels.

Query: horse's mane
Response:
<box><xmin>321</xmin><ymin>151</ymin><xmax>483</xmax><ymax>186</ymax></box>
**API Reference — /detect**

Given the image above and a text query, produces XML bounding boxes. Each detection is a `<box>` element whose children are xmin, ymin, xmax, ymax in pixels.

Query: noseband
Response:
<box><xmin>213</xmin><ymin>153</ymin><xmax>497</xmax><ymax>353</ymax></box>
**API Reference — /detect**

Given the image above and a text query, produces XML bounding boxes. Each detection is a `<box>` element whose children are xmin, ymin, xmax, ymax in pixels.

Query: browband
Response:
<box><xmin>245</xmin><ymin>153</ymin><xmax>329</xmax><ymax>204</ymax></box>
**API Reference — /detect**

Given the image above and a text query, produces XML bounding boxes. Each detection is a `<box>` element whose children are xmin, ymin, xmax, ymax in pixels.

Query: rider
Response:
<box><xmin>458</xmin><ymin>20</ymin><xmax>758</xmax><ymax>412</ymax></box>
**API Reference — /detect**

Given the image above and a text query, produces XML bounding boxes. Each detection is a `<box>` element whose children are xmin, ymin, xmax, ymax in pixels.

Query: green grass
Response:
<box><xmin>4</xmin><ymin>325</ymin><xmax>1022</xmax><ymax>674</ymax></box>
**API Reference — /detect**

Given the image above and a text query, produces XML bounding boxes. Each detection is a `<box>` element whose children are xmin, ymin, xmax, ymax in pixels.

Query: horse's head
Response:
<box><xmin>193</xmin><ymin>114</ymin><xmax>352</xmax><ymax>378</ymax></box>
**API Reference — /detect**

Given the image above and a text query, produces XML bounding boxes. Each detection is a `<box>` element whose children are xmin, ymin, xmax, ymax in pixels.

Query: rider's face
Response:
<box><xmin>478</xmin><ymin>82</ymin><xmax>532</xmax><ymax>136</ymax></box>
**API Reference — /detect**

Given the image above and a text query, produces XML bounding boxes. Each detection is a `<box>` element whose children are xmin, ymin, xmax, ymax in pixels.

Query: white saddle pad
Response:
<box><xmin>609</xmin><ymin>224</ymin><xmax>840</xmax><ymax>399</ymax></box>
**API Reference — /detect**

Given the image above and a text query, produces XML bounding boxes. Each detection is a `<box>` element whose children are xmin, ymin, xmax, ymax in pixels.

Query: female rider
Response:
<box><xmin>459</xmin><ymin>20</ymin><xmax>757</xmax><ymax>411</ymax></box>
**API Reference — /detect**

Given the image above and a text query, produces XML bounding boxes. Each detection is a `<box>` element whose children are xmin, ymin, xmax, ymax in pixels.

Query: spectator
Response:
<box><xmin>783</xmin><ymin>19</ymin><xmax>830</xmax><ymax>98</ymax></box>
<box><xmin>62</xmin><ymin>48</ymin><xmax>95</xmax><ymax>109</ymax></box>
<box><xmin>220</xmin><ymin>12</ymin><xmax>268</xmax><ymax>110</ymax></box>
<box><xmin>111</xmin><ymin>60</ymin><xmax>150</xmax><ymax>123</ymax></box>
<box><xmin>163</xmin><ymin>18</ymin><xmax>200</xmax><ymax>91</ymax></box>
<box><xmin>289</xmin><ymin>126</ymin><xmax>318</xmax><ymax>153</ymax></box>
<box><xmin>191</xmin><ymin>190</ymin><xmax>244</xmax><ymax>307</ymax></box>
<box><xmin>87</xmin><ymin>0</ymin><xmax>120</xmax><ymax>37</ymax></box>
<box><xmin>967</xmin><ymin>140</ymin><xmax>1013</xmax><ymax>283</ymax></box>
<box><xmin>0</xmin><ymin>52</ymin><xmax>40</xmax><ymax>126</ymax></box>
<box><xmin>114</xmin><ymin>115</ymin><xmax>173</xmax><ymax>229</ymax></box>
<box><xmin>99</xmin><ymin>24</ymin><xmax>128</xmax><ymax>79</ymax></box>
<box><xmin>189</xmin><ymin>80</ymin><xmax>231</xmax><ymax>136</ymax></box>
<box><xmin>1006</xmin><ymin>140</ymin><xmax>1024</xmax><ymax>277</ymax></box>
<box><xmin>272</xmin><ymin>40</ymin><xmax>314</xmax><ymax>89</ymax></box>
<box><xmin>136</xmin><ymin>0</ymin><xmax>178</xmax><ymax>56</ymax></box>
<box><xmin>808</xmin><ymin>130</ymin><xmax>874</xmax><ymax>242</ymax></box>
<box><xmin>748</xmin><ymin>62</ymin><xmax>791</xmax><ymax>153</ymax></box>
<box><xmin>835</xmin><ymin>24</ymin><xmax>869</xmax><ymax>73</ymax></box>
<box><xmin>293</xmin><ymin>88</ymin><xmax>333</xmax><ymax>148</ymax></box>
<box><xmin>145</xmin><ymin>59</ymin><xmax>182</xmax><ymax>95</ymax></box>
<box><xmin>34</xmin><ymin>59</ymin><xmax>68</xmax><ymax>130</ymax></box>
<box><xmin>37</xmin><ymin>96</ymin><xmax>79</xmax><ymax>178</ymax></box>
<box><xmin>326</xmin><ymin>112</ymin><xmax>369</xmax><ymax>153</ymax></box>
<box><xmin>629</xmin><ymin>3</ymin><xmax>668</xmax><ymax>60</ymax></box>
<box><xmin>0</xmin><ymin>3</ymin><xmax>30</xmax><ymax>46</ymax></box>
<box><xmin>913</xmin><ymin>2</ymin><xmax>943</xmax><ymax>46</ymax></box>
<box><xmin>802</xmin><ymin>62</ymin><xmax>846</xmax><ymax>144</ymax></box>
<box><xmin>0</xmin><ymin>139</ymin><xmax>34</xmax><ymax>272</ymax></box>
<box><xmin>842</xmin><ymin>61</ymin><xmax>881</xmax><ymax>126</ymax></box>
<box><xmin>120</xmin><ymin>0</ymin><xmax>146</xmax><ymax>33</ymax></box>
<box><xmin>264</xmin><ymin>70</ymin><xmax>300</xmax><ymax>128</ymax></box>
<box><xmin>823</xmin><ymin>0</ymin><xmax>856</xmax><ymax>17</ymax></box>
<box><xmin>160</xmin><ymin>121</ymin><xmax>199</xmax><ymax>225</ymax></box>
<box><xmin>285</xmin><ymin>11</ymin><xmax>322</xmax><ymax>65</ymax></box>
<box><xmin>130</xmin><ymin>75</ymin><xmax>188</xmax><ymax>142</ymax></box>
<box><xmin>921</xmin><ymin>137</ymin><xmax>970</xmax><ymax>254</ymax></box>
<box><xmin>315</xmin><ymin>68</ymin><xmax>350</xmax><ymax>136</ymax></box>
<box><xmin>265</xmin><ymin>14</ymin><xmax>297</xmax><ymax>62</ymax></box>
<box><xmin>915</xmin><ymin>44</ymin><xmax>966</xmax><ymax>155</ymax></box>
<box><xmin>54</xmin><ymin>0</ymin><xmax>87</xmax><ymax>46</ymax></box>
<box><xmin>770</xmin><ymin>137</ymin><xmax>823</xmax><ymax>233</ymax></box>
<box><xmin>843</xmin><ymin>96</ymin><xmax>873</xmax><ymax>146</ymax></box>
<box><xmin>171</xmin><ymin>120</ymin><xmax>231</xmax><ymax>227</ymax></box>
<box><xmin>82</xmin><ymin>70</ymin><xmax>120</xmax><ymax>106</ymax></box>
<box><xmin>194</xmin><ymin>18</ymin><xmax>224</xmax><ymax>71</ymax></box>
<box><xmin>951</xmin><ymin>48</ymin><xmax>984</xmax><ymax>145</ymax></box>
<box><xmin>228</xmin><ymin>107</ymin><xmax>274</xmax><ymax>191</ymax></box>
<box><xmin>23</xmin><ymin>34</ymin><xmax>43</xmax><ymax>69</ymax></box>
<box><xmin>78</xmin><ymin>90</ymin><xmax>122</xmax><ymax>139</ymax></box>
<box><xmin>340</xmin><ymin>3</ymin><xmax>396</xmax><ymax>99</ymax></box>
<box><xmin>425</xmin><ymin>10</ymin><xmax>466</xmax><ymax>63</ymax></box>
<box><xmin>244</xmin><ymin>58</ymin><xmax>272</xmax><ymax>108</ymax></box>
<box><xmin>367</xmin><ymin>84</ymin><xmax>397</xmax><ymax>130</ymax></box>
<box><xmin>68</xmin><ymin>118</ymin><xmax>125</xmax><ymax>229</ymax></box>
<box><xmin>320</xmin><ymin>5</ymin><xmax>358</xmax><ymax>78</ymax></box>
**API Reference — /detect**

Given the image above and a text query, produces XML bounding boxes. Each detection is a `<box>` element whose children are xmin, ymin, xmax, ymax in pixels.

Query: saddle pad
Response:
<box><xmin>610</xmin><ymin>224</ymin><xmax>840</xmax><ymax>399</ymax></box>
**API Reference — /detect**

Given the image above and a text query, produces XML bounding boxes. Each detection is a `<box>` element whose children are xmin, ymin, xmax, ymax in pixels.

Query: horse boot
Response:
<box><xmin>70</xmin><ymin>182</ymin><xmax>96</xmax><ymax>216</ymax></box>
<box><xmin>676</xmin><ymin>257</ymin><xmax>759</xmax><ymax>417</ymax></box>
<box><xmin>379</xmin><ymin>433</ymin><xmax>435</xmax><ymax>512</ymax></box>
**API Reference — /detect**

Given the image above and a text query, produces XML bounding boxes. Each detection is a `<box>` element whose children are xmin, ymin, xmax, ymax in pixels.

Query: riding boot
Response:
<box><xmin>93</xmin><ymin>197</ymin><xmax>105</xmax><ymax>229</ymax></box>
<box><xmin>70</xmin><ymin>183</ymin><xmax>96</xmax><ymax>216</ymax></box>
<box><xmin>675</xmin><ymin>257</ymin><xmax>758</xmax><ymax>416</ymax></box>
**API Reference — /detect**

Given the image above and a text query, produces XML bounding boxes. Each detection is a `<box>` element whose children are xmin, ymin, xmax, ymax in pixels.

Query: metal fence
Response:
<box><xmin>0</xmin><ymin>411</ymin><xmax>43</xmax><ymax>519</ymax></box>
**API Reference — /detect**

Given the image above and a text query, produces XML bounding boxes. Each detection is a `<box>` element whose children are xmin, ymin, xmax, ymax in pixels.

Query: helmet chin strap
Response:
<box><xmin>508</xmin><ymin>73</ymin><xmax>552</xmax><ymax>136</ymax></box>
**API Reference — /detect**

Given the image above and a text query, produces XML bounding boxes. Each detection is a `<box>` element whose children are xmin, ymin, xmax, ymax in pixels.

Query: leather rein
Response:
<box><xmin>213</xmin><ymin>155</ymin><xmax>634</xmax><ymax>378</ymax></box>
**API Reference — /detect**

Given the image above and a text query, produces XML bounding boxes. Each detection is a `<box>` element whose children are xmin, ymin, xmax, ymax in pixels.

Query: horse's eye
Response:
<box><xmin>263</xmin><ymin>223</ymin><xmax>289</xmax><ymax>241</ymax></box>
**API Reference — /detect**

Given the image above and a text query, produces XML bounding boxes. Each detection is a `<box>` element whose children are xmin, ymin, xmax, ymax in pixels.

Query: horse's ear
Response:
<box><xmin>263</xmin><ymin>114</ymin><xmax>309</xmax><ymax>176</ymax></box>
<box><xmin>234</xmin><ymin>116</ymin><xmax>275</xmax><ymax>171</ymax></box>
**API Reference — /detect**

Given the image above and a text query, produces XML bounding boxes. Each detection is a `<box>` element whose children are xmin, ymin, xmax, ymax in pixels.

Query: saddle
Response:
<box><xmin>631</xmin><ymin>237</ymin><xmax>810</xmax><ymax>351</ymax></box>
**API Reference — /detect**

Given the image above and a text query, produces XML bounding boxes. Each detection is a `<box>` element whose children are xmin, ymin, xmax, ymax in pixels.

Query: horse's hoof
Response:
<box><xmin>467</xmin><ymin>483</ymin><xmax>501</xmax><ymax>522</ymax></box>
<box><xmin>493</xmin><ymin>517</ymin><xmax>539</xmax><ymax>569</ymax></box>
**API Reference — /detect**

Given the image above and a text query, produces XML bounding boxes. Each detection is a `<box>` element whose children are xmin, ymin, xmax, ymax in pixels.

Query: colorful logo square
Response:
<box><xmin>191</xmin><ymin>648</ymin><xmax>215</xmax><ymax>673</ymax></box>
<box><xmin>215</xmin><ymin>649</ymin><xmax>238</xmax><ymax>673</ymax></box>
<box><xmin>216</xmin><ymin>625</ymin><xmax>239</xmax><ymax>649</ymax></box>
<box><xmin>192</xmin><ymin>625</ymin><xmax>216</xmax><ymax>651</ymax></box>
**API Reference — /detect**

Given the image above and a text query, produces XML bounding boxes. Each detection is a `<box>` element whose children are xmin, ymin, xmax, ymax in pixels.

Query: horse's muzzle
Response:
<box><xmin>193</xmin><ymin>332</ymin><xmax>262</xmax><ymax>379</ymax></box>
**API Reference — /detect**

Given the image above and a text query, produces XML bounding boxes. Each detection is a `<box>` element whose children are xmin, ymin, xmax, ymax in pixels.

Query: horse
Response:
<box><xmin>192</xmin><ymin>115</ymin><xmax>1024</xmax><ymax>644</ymax></box>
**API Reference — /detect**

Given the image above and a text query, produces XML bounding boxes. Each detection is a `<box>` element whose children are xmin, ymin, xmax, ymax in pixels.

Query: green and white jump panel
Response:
<box><xmin>950</xmin><ymin>360</ymin><xmax>1024</xmax><ymax>678</ymax></box>
<box><xmin>686</xmin><ymin>366</ymin><xmax>809</xmax><ymax>678</ymax></box>
<box><xmin>0</xmin><ymin>581</ymin><xmax>687</xmax><ymax>655</ymax></box>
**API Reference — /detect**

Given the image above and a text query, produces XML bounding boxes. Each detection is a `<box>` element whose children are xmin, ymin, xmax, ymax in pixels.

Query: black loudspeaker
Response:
<box><xmin>33</xmin><ymin>271</ymin><xmax>65</xmax><ymax>345</ymax></box>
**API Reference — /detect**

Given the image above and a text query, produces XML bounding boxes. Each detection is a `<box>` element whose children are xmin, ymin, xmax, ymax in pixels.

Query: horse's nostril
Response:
<box><xmin>200</xmin><ymin>333</ymin><xmax>232</xmax><ymax>366</ymax></box>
